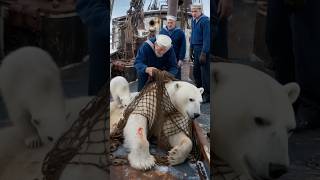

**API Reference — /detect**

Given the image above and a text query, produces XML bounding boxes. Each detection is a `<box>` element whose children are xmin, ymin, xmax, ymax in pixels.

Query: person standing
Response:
<box><xmin>266</xmin><ymin>0</ymin><xmax>320</xmax><ymax>129</ymax></box>
<box><xmin>190</xmin><ymin>3</ymin><xmax>210</xmax><ymax>103</ymax></box>
<box><xmin>76</xmin><ymin>0</ymin><xmax>108</xmax><ymax>96</ymax></box>
<box><xmin>159</xmin><ymin>15</ymin><xmax>186</xmax><ymax>79</ymax></box>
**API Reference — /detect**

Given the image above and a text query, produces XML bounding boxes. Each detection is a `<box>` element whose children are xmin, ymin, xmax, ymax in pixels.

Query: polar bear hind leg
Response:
<box><xmin>168</xmin><ymin>132</ymin><xmax>192</xmax><ymax>165</ymax></box>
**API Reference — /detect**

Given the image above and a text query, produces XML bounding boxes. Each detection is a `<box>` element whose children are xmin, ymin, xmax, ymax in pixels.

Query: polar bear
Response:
<box><xmin>110</xmin><ymin>76</ymin><xmax>135</xmax><ymax>108</ymax></box>
<box><xmin>123</xmin><ymin>81</ymin><xmax>204</xmax><ymax>170</ymax></box>
<box><xmin>212</xmin><ymin>63</ymin><xmax>300</xmax><ymax>180</ymax></box>
<box><xmin>110</xmin><ymin>92</ymin><xmax>139</xmax><ymax>133</ymax></box>
<box><xmin>0</xmin><ymin>47</ymin><xmax>67</xmax><ymax>148</ymax></box>
<box><xmin>110</xmin><ymin>76</ymin><xmax>139</xmax><ymax>133</ymax></box>
<box><xmin>0</xmin><ymin>96</ymin><xmax>97</xmax><ymax>180</ymax></box>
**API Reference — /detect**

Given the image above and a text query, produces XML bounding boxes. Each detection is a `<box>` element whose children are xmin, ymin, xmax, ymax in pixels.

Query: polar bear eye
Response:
<box><xmin>189</xmin><ymin>98</ymin><xmax>194</xmax><ymax>102</ymax></box>
<box><xmin>287</xmin><ymin>128</ymin><xmax>294</xmax><ymax>135</ymax></box>
<box><xmin>254</xmin><ymin>117</ymin><xmax>271</xmax><ymax>127</ymax></box>
<box><xmin>33</xmin><ymin>119</ymin><xmax>40</xmax><ymax>126</ymax></box>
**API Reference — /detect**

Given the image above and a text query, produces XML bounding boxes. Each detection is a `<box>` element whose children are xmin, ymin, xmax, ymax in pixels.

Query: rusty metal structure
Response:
<box><xmin>110</xmin><ymin>0</ymin><xmax>193</xmax><ymax>82</ymax></box>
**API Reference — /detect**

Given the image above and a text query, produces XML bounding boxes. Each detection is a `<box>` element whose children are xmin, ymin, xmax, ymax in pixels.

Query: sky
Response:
<box><xmin>111</xmin><ymin>0</ymin><xmax>210</xmax><ymax>20</ymax></box>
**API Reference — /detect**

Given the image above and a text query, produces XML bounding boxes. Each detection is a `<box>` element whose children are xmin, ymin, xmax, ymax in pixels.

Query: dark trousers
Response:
<box><xmin>267</xmin><ymin>0</ymin><xmax>320</xmax><ymax>127</ymax></box>
<box><xmin>176</xmin><ymin>67</ymin><xmax>181</xmax><ymax>80</ymax></box>
<box><xmin>193</xmin><ymin>45</ymin><xmax>210</xmax><ymax>96</ymax></box>
<box><xmin>211</xmin><ymin>0</ymin><xmax>229</xmax><ymax>58</ymax></box>
<box><xmin>88</xmin><ymin>28</ymin><xmax>107</xmax><ymax>96</ymax></box>
<box><xmin>266</xmin><ymin>0</ymin><xmax>295</xmax><ymax>85</ymax></box>
<box><xmin>266</xmin><ymin>0</ymin><xmax>320</xmax><ymax>104</ymax></box>
<box><xmin>137</xmin><ymin>73</ymin><xmax>148</xmax><ymax>91</ymax></box>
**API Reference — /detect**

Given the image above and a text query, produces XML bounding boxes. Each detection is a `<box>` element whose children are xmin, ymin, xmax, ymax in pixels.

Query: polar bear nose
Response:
<box><xmin>194</xmin><ymin>113</ymin><xmax>200</xmax><ymax>119</ymax></box>
<box><xmin>47</xmin><ymin>136</ymin><xmax>54</xmax><ymax>142</ymax></box>
<box><xmin>269</xmin><ymin>163</ymin><xmax>288</xmax><ymax>178</ymax></box>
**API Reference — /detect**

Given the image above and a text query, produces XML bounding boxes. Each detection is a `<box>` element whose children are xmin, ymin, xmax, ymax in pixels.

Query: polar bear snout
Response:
<box><xmin>186</xmin><ymin>110</ymin><xmax>201</xmax><ymax>119</ymax></box>
<box><xmin>193</xmin><ymin>113</ymin><xmax>200</xmax><ymax>119</ymax></box>
<box><xmin>269</xmin><ymin>163</ymin><xmax>288</xmax><ymax>179</ymax></box>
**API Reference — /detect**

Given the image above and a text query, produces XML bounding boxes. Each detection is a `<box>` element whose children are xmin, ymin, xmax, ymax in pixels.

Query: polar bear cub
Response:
<box><xmin>212</xmin><ymin>62</ymin><xmax>300</xmax><ymax>180</ymax></box>
<box><xmin>0</xmin><ymin>47</ymin><xmax>68</xmax><ymax>148</ymax></box>
<box><xmin>110</xmin><ymin>76</ymin><xmax>133</xmax><ymax>108</ymax></box>
<box><xmin>123</xmin><ymin>81</ymin><xmax>204</xmax><ymax>170</ymax></box>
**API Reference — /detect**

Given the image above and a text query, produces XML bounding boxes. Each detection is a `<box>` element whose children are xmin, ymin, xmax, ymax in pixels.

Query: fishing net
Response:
<box><xmin>110</xmin><ymin>69</ymin><xmax>201</xmax><ymax>166</ymax></box>
<box><xmin>41</xmin><ymin>85</ymin><xmax>108</xmax><ymax>180</ymax></box>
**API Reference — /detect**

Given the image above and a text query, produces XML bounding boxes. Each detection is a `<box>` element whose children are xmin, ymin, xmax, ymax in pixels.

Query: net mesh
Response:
<box><xmin>41</xmin><ymin>85</ymin><xmax>108</xmax><ymax>180</ymax></box>
<box><xmin>110</xmin><ymin>69</ymin><xmax>199</xmax><ymax>166</ymax></box>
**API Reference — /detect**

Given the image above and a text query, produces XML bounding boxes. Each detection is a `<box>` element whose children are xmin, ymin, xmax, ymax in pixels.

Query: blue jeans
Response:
<box><xmin>193</xmin><ymin>45</ymin><xmax>210</xmax><ymax>96</ymax></box>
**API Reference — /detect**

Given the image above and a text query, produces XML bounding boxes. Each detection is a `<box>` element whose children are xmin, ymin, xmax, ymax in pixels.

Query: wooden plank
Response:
<box><xmin>193</xmin><ymin>121</ymin><xmax>210</xmax><ymax>164</ymax></box>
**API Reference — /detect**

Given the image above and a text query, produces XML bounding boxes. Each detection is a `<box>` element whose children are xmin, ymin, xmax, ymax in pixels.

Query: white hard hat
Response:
<box><xmin>166</xmin><ymin>15</ymin><xmax>177</xmax><ymax>21</ymax></box>
<box><xmin>156</xmin><ymin>34</ymin><xmax>172</xmax><ymax>48</ymax></box>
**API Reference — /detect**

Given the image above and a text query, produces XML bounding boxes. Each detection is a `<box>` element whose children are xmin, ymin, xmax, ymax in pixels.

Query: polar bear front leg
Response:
<box><xmin>168</xmin><ymin>132</ymin><xmax>192</xmax><ymax>165</ymax></box>
<box><xmin>6</xmin><ymin>103</ymin><xmax>42</xmax><ymax>148</ymax></box>
<box><xmin>123</xmin><ymin>114</ymin><xmax>155</xmax><ymax>170</ymax></box>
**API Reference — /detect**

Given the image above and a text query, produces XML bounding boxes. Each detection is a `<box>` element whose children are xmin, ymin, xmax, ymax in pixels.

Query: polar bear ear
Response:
<box><xmin>198</xmin><ymin>87</ymin><xmax>204</xmax><ymax>95</ymax></box>
<box><xmin>283</xmin><ymin>82</ymin><xmax>300</xmax><ymax>103</ymax></box>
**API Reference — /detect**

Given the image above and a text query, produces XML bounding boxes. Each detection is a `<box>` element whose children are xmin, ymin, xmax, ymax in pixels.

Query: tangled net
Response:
<box><xmin>41</xmin><ymin>85</ymin><xmax>108</xmax><ymax>180</ymax></box>
<box><xmin>110</xmin><ymin>70</ymin><xmax>201</xmax><ymax>166</ymax></box>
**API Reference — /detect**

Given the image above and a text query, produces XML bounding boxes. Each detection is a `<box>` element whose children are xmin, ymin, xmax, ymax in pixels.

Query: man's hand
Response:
<box><xmin>199</xmin><ymin>52</ymin><xmax>207</xmax><ymax>65</ymax></box>
<box><xmin>145</xmin><ymin>67</ymin><xmax>158</xmax><ymax>77</ymax></box>
<box><xmin>189</xmin><ymin>48</ymin><xmax>194</xmax><ymax>62</ymax></box>
<box><xmin>217</xmin><ymin>0</ymin><xmax>234</xmax><ymax>19</ymax></box>
<box><xmin>178</xmin><ymin>60</ymin><xmax>184</xmax><ymax>67</ymax></box>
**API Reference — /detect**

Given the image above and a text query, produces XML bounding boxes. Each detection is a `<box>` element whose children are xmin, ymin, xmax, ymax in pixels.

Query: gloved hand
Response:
<box><xmin>199</xmin><ymin>52</ymin><xmax>207</xmax><ymax>65</ymax></box>
<box><xmin>189</xmin><ymin>48</ymin><xmax>194</xmax><ymax>62</ymax></box>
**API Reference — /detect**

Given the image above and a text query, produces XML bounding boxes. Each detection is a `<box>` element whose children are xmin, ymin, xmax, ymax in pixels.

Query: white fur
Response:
<box><xmin>123</xmin><ymin>81</ymin><xmax>203</xmax><ymax>170</ymax></box>
<box><xmin>212</xmin><ymin>63</ymin><xmax>300</xmax><ymax>180</ymax></box>
<box><xmin>110</xmin><ymin>91</ymin><xmax>139</xmax><ymax>133</ymax></box>
<box><xmin>0</xmin><ymin>47</ymin><xmax>105</xmax><ymax>179</ymax></box>
<box><xmin>110</xmin><ymin>101</ymin><xmax>124</xmax><ymax>133</ymax></box>
<box><xmin>0</xmin><ymin>96</ymin><xmax>98</xmax><ymax>180</ymax></box>
<box><xmin>0</xmin><ymin>47</ymin><xmax>67</xmax><ymax>147</ymax></box>
<box><xmin>110</xmin><ymin>76</ymin><xmax>132</xmax><ymax>107</ymax></box>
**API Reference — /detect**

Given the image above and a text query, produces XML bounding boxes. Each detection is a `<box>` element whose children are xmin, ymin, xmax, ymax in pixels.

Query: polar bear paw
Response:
<box><xmin>168</xmin><ymin>147</ymin><xmax>186</xmax><ymax>165</ymax></box>
<box><xmin>128</xmin><ymin>151</ymin><xmax>155</xmax><ymax>170</ymax></box>
<box><xmin>24</xmin><ymin>135</ymin><xmax>42</xmax><ymax>148</ymax></box>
